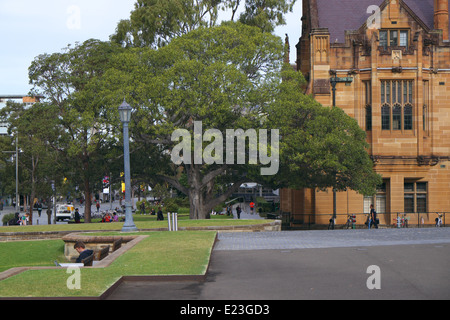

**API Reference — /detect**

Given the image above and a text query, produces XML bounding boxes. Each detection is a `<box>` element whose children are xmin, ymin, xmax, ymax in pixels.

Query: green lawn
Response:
<box><xmin>0</xmin><ymin>231</ymin><xmax>217</xmax><ymax>298</ymax></box>
<box><xmin>0</xmin><ymin>240</ymin><xmax>67</xmax><ymax>273</ymax></box>
<box><xmin>0</xmin><ymin>215</ymin><xmax>267</xmax><ymax>233</ymax></box>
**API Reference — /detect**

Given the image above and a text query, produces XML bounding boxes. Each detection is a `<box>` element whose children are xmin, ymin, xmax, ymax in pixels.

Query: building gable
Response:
<box><xmin>311</xmin><ymin>0</ymin><xmax>449</xmax><ymax>44</ymax></box>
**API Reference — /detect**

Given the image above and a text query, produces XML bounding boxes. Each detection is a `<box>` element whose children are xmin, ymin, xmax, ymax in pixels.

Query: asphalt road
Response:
<box><xmin>107</xmin><ymin>228</ymin><xmax>450</xmax><ymax>300</ymax></box>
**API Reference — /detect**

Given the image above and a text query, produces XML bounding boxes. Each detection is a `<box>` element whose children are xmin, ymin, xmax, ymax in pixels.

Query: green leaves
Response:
<box><xmin>111</xmin><ymin>0</ymin><xmax>222</xmax><ymax>48</ymax></box>
<box><xmin>239</xmin><ymin>0</ymin><xmax>296</xmax><ymax>32</ymax></box>
<box><xmin>26</xmin><ymin>40</ymin><xmax>127</xmax><ymax>220</ymax></box>
<box><xmin>106</xmin><ymin>22</ymin><xmax>284</xmax><ymax>136</ymax></box>
<box><xmin>267</xmin><ymin>66</ymin><xmax>382</xmax><ymax>196</ymax></box>
<box><xmin>111</xmin><ymin>0</ymin><xmax>297</xmax><ymax>48</ymax></box>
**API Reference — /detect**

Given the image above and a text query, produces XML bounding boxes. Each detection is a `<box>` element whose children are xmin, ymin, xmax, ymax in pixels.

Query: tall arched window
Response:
<box><xmin>382</xmin><ymin>105</ymin><xmax>390</xmax><ymax>130</ymax></box>
<box><xmin>404</xmin><ymin>104</ymin><xmax>413</xmax><ymax>130</ymax></box>
<box><xmin>364</xmin><ymin>81</ymin><xmax>372</xmax><ymax>131</ymax></box>
<box><xmin>380</xmin><ymin>80</ymin><xmax>414</xmax><ymax>131</ymax></box>
<box><xmin>393</xmin><ymin>104</ymin><xmax>402</xmax><ymax>130</ymax></box>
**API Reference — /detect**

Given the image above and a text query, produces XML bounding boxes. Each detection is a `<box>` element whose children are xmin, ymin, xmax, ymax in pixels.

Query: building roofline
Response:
<box><xmin>0</xmin><ymin>95</ymin><xmax>44</xmax><ymax>99</ymax></box>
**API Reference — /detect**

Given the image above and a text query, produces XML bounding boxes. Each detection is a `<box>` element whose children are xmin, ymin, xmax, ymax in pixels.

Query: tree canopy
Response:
<box><xmin>26</xmin><ymin>39</ymin><xmax>124</xmax><ymax>222</ymax></box>
<box><xmin>0</xmin><ymin>0</ymin><xmax>382</xmax><ymax>222</ymax></box>
<box><xmin>266</xmin><ymin>66</ymin><xmax>382</xmax><ymax>195</ymax></box>
<box><xmin>111</xmin><ymin>0</ymin><xmax>297</xmax><ymax>48</ymax></box>
<box><xmin>103</xmin><ymin>22</ymin><xmax>286</xmax><ymax>219</ymax></box>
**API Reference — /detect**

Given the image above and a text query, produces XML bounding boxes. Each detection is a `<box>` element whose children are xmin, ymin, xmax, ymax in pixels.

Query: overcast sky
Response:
<box><xmin>0</xmin><ymin>0</ymin><xmax>302</xmax><ymax>95</ymax></box>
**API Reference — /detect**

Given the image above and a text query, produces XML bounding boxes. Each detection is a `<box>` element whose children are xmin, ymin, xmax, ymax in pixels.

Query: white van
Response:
<box><xmin>56</xmin><ymin>204</ymin><xmax>75</xmax><ymax>221</ymax></box>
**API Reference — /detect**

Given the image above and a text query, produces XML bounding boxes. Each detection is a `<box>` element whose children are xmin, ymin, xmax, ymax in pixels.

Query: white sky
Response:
<box><xmin>0</xmin><ymin>0</ymin><xmax>302</xmax><ymax>95</ymax></box>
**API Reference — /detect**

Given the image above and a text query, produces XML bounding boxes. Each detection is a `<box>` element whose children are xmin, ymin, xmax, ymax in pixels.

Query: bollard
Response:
<box><xmin>173</xmin><ymin>212</ymin><xmax>178</xmax><ymax>231</ymax></box>
<box><xmin>167</xmin><ymin>212</ymin><xmax>178</xmax><ymax>231</ymax></box>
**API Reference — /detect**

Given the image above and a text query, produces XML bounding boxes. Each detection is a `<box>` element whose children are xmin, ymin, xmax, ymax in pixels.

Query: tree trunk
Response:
<box><xmin>189</xmin><ymin>188</ymin><xmax>210</xmax><ymax>219</ymax></box>
<box><xmin>186</xmin><ymin>164</ymin><xmax>210</xmax><ymax>220</ymax></box>
<box><xmin>28</xmin><ymin>155</ymin><xmax>39</xmax><ymax>225</ymax></box>
<box><xmin>82</xmin><ymin>154</ymin><xmax>92</xmax><ymax>223</ymax></box>
<box><xmin>84</xmin><ymin>187</ymin><xmax>92</xmax><ymax>223</ymax></box>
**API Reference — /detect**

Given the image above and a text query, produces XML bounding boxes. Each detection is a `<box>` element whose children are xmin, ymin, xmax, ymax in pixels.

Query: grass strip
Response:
<box><xmin>0</xmin><ymin>240</ymin><xmax>67</xmax><ymax>273</ymax></box>
<box><xmin>0</xmin><ymin>218</ymin><xmax>268</xmax><ymax>234</ymax></box>
<box><xmin>0</xmin><ymin>231</ymin><xmax>216</xmax><ymax>298</ymax></box>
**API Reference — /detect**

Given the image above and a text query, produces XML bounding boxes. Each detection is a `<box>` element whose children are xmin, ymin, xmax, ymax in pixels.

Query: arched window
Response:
<box><xmin>366</xmin><ymin>106</ymin><xmax>372</xmax><ymax>131</ymax></box>
<box><xmin>382</xmin><ymin>104</ymin><xmax>390</xmax><ymax>130</ymax></box>
<box><xmin>380</xmin><ymin>80</ymin><xmax>414</xmax><ymax>131</ymax></box>
<box><xmin>393</xmin><ymin>104</ymin><xmax>402</xmax><ymax>130</ymax></box>
<box><xmin>404</xmin><ymin>104</ymin><xmax>413</xmax><ymax>130</ymax></box>
<box><xmin>364</xmin><ymin>81</ymin><xmax>372</xmax><ymax>131</ymax></box>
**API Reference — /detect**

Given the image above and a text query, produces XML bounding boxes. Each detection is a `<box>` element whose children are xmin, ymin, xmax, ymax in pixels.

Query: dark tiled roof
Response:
<box><xmin>316</xmin><ymin>0</ymin><xmax>384</xmax><ymax>43</ymax></box>
<box><xmin>403</xmin><ymin>0</ymin><xmax>435</xmax><ymax>29</ymax></box>
<box><xmin>315</xmin><ymin>0</ymin><xmax>449</xmax><ymax>43</ymax></box>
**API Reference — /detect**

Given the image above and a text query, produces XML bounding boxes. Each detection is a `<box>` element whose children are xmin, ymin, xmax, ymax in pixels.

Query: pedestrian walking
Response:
<box><xmin>96</xmin><ymin>201</ymin><xmax>100</xmax><ymax>213</ymax></box>
<box><xmin>46</xmin><ymin>208</ymin><xmax>52</xmax><ymax>224</ymax></box>
<box><xmin>141</xmin><ymin>201</ymin><xmax>146</xmax><ymax>214</ymax></box>
<box><xmin>368</xmin><ymin>204</ymin><xmax>378</xmax><ymax>229</ymax></box>
<box><xmin>236</xmin><ymin>205</ymin><xmax>241</xmax><ymax>219</ymax></box>
<box><xmin>157</xmin><ymin>207</ymin><xmax>164</xmax><ymax>221</ymax></box>
<box><xmin>74</xmin><ymin>208</ymin><xmax>81</xmax><ymax>223</ymax></box>
<box><xmin>37</xmin><ymin>202</ymin><xmax>42</xmax><ymax>217</ymax></box>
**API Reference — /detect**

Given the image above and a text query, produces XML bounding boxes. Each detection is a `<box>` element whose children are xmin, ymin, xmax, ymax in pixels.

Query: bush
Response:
<box><xmin>136</xmin><ymin>199</ymin><xmax>150</xmax><ymax>214</ymax></box>
<box><xmin>2</xmin><ymin>213</ymin><xmax>16</xmax><ymax>226</ymax></box>
<box><xmin>214</xmin><ymin>203</ymin><xmax>225</xmax><ymax>214</ymax></box>
<box><xmin>164</xmin><ymin>198</ymin><xmax>179</xmax><ymax>213</ymax></box>
<box><xmin>256</xmin><ymin>197</ymin><xmax>273</xmax><ymax>213</ymax></box>
<box><xmin>174</xmin><ymin>197</ymin><xmax>189</xmax><ymax>208</ymax></box>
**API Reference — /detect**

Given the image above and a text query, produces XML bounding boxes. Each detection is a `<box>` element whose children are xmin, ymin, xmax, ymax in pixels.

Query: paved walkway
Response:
<box><xmin>107</xmin><ymin>228</ymin><xmax>450</xmax><ymax>300</ymax></box>
<box><xmin>214</xmin><ymin>227</ymin><xmax>450</xmax><ymax>250</ymax></box>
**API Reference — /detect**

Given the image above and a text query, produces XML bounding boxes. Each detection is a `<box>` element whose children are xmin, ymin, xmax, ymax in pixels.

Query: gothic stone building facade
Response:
<box><xmin>281</xmin><ymin>0</ymin><xmax>450</xmax><ymax>226</ymax></box>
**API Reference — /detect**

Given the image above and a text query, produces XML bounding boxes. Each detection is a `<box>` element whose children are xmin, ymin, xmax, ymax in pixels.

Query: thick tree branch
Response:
<box><xmin>201</xmin><ymin>164</ymin><xmax>228</xmax><ymax>188</ymax></box>
<box><xmin>205</xmin><ymin>177</ymin><xmax>247</xmax><ymax>212</ymax></box>
<box><xmin>156</xmin><ymin>174</ymin><xmax>189</xmax><ymax>195</ymax></box>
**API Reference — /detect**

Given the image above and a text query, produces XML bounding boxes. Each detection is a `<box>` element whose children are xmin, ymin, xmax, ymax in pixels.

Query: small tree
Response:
<box><xmin>28</xmin><ymin>39</ymin><xmax>124</xmax><ymax>223</ymax></box>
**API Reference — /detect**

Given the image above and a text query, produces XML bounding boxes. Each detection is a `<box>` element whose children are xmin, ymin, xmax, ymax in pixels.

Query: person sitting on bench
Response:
<box><xmin>74</xmin><ymin>241</ymin><xmax>94</xmax><ymax>264</ymax></box>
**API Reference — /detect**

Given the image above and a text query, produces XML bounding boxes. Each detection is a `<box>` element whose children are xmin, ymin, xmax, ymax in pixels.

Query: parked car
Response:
<box><xmin>55</xmin><ymin>204</ymin><xmax>75</xmax><ymax>221</ymax></box>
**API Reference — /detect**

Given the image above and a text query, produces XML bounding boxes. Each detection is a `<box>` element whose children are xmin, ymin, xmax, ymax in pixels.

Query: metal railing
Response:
<box><xmin>279</xmin><ymin>212</ymin><xmax>448</xmax><ymax>230</ymax></box>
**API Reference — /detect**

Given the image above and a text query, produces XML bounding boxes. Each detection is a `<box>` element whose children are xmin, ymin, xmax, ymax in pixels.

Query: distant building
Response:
<box><xmin>281</xmin><ymin>0</ymin><xmax>450</xmax><ymax>226</ymax></box>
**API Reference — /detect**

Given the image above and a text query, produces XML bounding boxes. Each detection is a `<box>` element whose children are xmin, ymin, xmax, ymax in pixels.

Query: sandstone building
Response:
<box><xmin>281</xmin><ymin>0</ymin><xmax>450</xmax><ymax>226</ymax></box>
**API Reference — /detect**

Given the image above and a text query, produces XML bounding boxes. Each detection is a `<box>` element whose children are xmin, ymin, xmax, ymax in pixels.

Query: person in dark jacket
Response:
<box><xmin>157</xmin><ymin>207</ymin><xmax>164</xmax><ymax>221</ymax></box>
<box><xmin>74</xmin><ymin>241</ymin><xmax>93</xmax><ymax>263</ymax></box>
<box><xmin>369</xmin><ymin>204</ymin><xmax>378</xmax><ymax>229</ymax></box>
<box><xmin>74</xmin><ymin>208</ymin><xmax>81</xmax><ymax>223</ymax></box>
<box><xmin>236</xmin><ymin>206</ymin><xmax>241</xmax><ymax>219</ymax></box>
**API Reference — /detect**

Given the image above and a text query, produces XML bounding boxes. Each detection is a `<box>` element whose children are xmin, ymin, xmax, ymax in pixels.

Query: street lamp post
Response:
<box><xmin>2</xmin><ymin>135</ymin><xmax>19</xmax><ymax>213</ymax></box>
<box><xmin>119</xmin><ymin>99</ymin><xmax>138</xmax><ymax>232</ymax></box>
<box><xmin>330</xmin><ymin>75</ymin><xmax>338</xmax><ymax>230</ymax></box>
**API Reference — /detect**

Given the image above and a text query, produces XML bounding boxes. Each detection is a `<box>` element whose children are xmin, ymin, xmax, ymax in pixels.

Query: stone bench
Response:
<box><xmin>62</xmin><ymin>233</ymin><xmax>136</xmax><ymax>262</ymax></box>
<box><xmin>96</xmin><ymin>245</ymin><xmax>110</xmax><ymax>261</ymax></box>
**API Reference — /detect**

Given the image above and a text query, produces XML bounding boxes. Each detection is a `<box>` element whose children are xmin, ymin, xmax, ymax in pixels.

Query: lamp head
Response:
<box><xmin>118</xmin><ymin>99</ymin><xmax>132</xmax><ymax>123</ymax></box>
